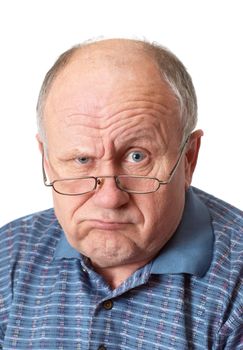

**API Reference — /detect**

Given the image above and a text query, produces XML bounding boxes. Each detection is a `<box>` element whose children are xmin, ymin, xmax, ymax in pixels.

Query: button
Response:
<box><xmin>98</xmin><ymin>345</ymin><xmax>107</xmax><ymax>350</ymax></box>
<box><xmin>103</xmin><ymin>299</ymin><xmax>113</xmax><ymax>310</ymax></box>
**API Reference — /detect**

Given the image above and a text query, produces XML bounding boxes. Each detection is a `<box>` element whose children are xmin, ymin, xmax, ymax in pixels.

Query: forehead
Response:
<box><xmin>46</xmin><ymin>41</ymin><xmax>179</xmax><ymax>106</ymax></box>
<box><xmin>43</xmin><ymin>42</ymin><xmax>181</xmax><ymax>149</ymax></box>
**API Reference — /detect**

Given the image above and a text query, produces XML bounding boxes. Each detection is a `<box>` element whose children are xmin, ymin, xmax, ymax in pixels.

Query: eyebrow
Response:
<box><xmin>56</xmin><ymin>126</ymin><xmax>169</xmax><ymax>162</ymax></box>
<box><xmin>115</xmin><ymin>130</ymin><xmax>168</xmax><ymax>152</ymax></box>
<box><xmin>57</xmin><ymin>147</ymin><xmax>96</xmax><ymax>160</ymax></box>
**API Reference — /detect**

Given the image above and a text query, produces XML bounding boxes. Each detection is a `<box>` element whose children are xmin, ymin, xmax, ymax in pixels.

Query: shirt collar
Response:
<box><xmin>54</xmin><ymin>187</ymin><xmax>214</xmax><ymax>277</ymax></box>
<box><xmin>54</xmin><ymin>233</ymin><xmax>81</xmax><ymax>259</ymax></box>
<box><xmin>151</xmin><ymin>187</ymin><xmax>214</xmax><ymax>277</ymax></box>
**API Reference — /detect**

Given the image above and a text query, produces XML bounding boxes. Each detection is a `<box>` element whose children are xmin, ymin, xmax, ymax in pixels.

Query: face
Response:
<box><xmin>38</xmin><ymin>42</ymin><xmax>201</xmax><ymax>271</ymax></box>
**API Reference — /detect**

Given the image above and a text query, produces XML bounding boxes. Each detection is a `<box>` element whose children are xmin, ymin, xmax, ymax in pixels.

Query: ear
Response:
<box><xmin>36</xmin><ymin>134</ymin><xmax>51</xmax><ymax>183</ymax></box>
<box><xmin>184</xmin><ymin>129</ymin><xmax>203</xmax><ymax>189</ymax></box>
<box><xmin>36</xmin><ymin>133</ymin><xmax>44</xmax><ymax>154</ymax></box>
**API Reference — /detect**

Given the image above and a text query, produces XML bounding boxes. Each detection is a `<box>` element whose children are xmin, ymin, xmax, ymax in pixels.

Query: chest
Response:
<box><xmin>3</xmin><ymin>260</ymin><xmax>223</xmax><ymax>350</ymax></box>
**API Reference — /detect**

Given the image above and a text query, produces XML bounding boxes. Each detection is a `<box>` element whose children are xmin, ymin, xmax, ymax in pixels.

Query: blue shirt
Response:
<box><xmin>0</xmin><ymin>187</ymin><xmax>242</xmax><ymax>349</ymax></box>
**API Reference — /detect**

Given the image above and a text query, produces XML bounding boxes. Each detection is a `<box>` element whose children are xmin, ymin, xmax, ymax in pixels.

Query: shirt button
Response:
<box><xmin>103</xmin><ymin>299</ymin><xmax>113</xmax><ymax>310</ymax></box>
<box><xmin>98</xmin><ymin>345</ymin><xmax>107</xmax><ymax>350</ymax></box>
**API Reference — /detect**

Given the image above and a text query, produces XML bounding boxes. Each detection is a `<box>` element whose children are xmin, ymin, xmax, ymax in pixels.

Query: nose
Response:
<box><xmin>92</xmin><ymin>176</ymin><xmax>129</xmax><ymax>209</ymax></box>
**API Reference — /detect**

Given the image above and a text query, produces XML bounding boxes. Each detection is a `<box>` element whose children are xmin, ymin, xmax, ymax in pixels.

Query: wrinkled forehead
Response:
<box><xmin>43</xmin><ymin>41</ymin><xmax>182</xmax><ymax>138</ymax></box>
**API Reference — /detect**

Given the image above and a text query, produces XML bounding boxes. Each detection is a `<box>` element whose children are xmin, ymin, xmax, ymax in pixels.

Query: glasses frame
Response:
<box><xmin>42</xmin><ymin>136</ymin><xmax>189</xmax><ymax>195</ymax></box>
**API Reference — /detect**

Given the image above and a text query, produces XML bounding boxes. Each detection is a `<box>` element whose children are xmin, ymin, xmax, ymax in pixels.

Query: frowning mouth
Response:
<box><xmin>87</xmin><ymin>220</ymin><xmax>131</xmax><ymax>230</ymax></box>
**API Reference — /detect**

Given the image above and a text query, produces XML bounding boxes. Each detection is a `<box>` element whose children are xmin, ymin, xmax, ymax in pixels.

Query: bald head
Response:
<box><xmin>68</xmin><ymin>39</ymin><xmax>150</xmax><ymax>67</ymax></box>
<box><xmin>37</xmin><ymin>38</ymin><xmax>197</xmax><ymax>145</ymax></box>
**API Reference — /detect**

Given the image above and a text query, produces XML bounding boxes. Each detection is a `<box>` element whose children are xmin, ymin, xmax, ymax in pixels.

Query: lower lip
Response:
<box><xmin>88</xmin><ymin>220</ymin><xmax>129</xmax><ymax>230</ymax></box>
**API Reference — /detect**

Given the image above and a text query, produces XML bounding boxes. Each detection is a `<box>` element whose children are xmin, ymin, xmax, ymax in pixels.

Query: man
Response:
<box><xmin>0</xmin><ymin>38</ymin><xmax>242</xmax><ymax>349</ymax></box>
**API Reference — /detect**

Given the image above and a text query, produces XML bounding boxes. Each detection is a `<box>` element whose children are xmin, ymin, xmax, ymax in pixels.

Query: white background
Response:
<box><xmin>0</xmin><ymin>0</ymin><xmax>242</xmax><ymax>227</ymax></box>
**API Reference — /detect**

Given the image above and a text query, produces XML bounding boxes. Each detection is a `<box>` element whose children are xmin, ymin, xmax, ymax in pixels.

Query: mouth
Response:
<box><xmin>87</xmin><ymin>220</ymin><xmax>131</xmax><ymax>230</ymax></box>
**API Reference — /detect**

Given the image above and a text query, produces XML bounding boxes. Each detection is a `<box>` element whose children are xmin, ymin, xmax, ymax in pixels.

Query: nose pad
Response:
<box><xmin>115</xmin><ymin>177</ymin><xmax>122</xmax><ymax>191</ymax></box>
<box><xmin>96</xmin><ymin>176</ymin><xmax>118</xmax><ymax>190</ymax></box>
<box><xmin>97</xmin><ymin>178</ymin><xmax>103</xmax><ymax>186</ymax></box>
<box><xmin>93</xmin><ymin>176</ymin><xmax>129</xmax><ymax>209</ymax></box>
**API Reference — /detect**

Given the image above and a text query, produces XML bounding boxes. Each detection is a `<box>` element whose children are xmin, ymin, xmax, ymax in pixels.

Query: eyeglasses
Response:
<box><xmin>42</xmin><ymin>137</ymin><xmax>189</xmax><ymax>195</ymax></box>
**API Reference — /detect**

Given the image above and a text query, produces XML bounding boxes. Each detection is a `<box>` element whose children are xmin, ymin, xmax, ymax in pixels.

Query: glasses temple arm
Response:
<box><xmin>42</xmin><ymin>153</ymin><xmax>52</xmax><ymax>186</ymax></box>
<box><xmin>159</xmin><ymin>136</ymin><xmax>190</xmax><ymax>184</ymax></box>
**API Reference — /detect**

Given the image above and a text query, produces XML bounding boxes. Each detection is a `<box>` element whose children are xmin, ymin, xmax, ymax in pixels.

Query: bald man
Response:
<box><xmin>0</xmin><ymin>39</ymin><xmax>242</xmax><ymax>350</ymax></box>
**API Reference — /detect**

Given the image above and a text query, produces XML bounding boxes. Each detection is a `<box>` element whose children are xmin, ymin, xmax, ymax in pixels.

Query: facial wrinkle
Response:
<box><xmin>100</xmin><ymin>97</ymin><xmax>179</xmax><ymax>126</ymax></box>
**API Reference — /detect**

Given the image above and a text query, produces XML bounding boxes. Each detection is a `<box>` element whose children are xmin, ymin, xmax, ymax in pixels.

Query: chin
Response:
<box><xmin>88</xmin><ymin>249</ymin><xmax>134</xmax><ymax>269</ymax></box>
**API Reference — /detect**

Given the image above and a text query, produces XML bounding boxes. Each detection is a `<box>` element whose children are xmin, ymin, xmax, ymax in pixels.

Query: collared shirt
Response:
<box><xmin>0</xmin><ymin>187</ymin><xmax>242</xmax><ymax>349</ymax></box>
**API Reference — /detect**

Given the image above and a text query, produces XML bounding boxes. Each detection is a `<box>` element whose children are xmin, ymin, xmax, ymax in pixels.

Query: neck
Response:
<box><xmin>92</xmin><ymin>260</ymin><xmax>149</xmax><ymax>289</ymax></box>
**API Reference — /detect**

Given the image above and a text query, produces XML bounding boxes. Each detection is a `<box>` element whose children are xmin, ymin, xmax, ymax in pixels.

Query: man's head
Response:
<box><xmin>36</xmin><ymin>38</ymin><xmax>202</xmax><ymax>278</ymax></box>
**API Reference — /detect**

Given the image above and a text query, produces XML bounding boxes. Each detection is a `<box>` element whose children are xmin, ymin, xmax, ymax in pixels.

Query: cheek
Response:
<box><xmin>52</xmin><ymin>192</ymin><xmax>87</xmax><ymax>229</ymax></box>
<box><xmin>139</xmin><ymin>186</ymin><xmax>185</xmax><ymax>238</ymax></box>
<box><xmin>133</xmin><ymin>192</ymin><xmax>167</xmax><ymax>232</ymax></box>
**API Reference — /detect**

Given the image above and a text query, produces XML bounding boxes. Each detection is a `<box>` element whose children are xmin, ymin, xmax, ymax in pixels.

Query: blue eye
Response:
<box><xmin>77</xmin><ymin>156</ymin><xmax>89</xmax><ymax>164</ymax></box>
<box><xmin>126</xmin><ymin>151</ymin><xmax>146</xmax><ymax>163</ymax></box>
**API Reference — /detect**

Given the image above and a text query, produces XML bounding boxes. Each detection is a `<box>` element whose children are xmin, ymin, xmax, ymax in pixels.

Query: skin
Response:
<box><xmin>37</xmin><ymin>40</ymin><xmax>203</xmax><ymax>289</ymax></box>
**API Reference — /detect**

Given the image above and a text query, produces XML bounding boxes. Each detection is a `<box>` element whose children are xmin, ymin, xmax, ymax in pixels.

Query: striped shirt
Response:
<box><xmin>0</xmin><ymin>187</ymin><xmax>242</xmax><ymax>349</ymax></box>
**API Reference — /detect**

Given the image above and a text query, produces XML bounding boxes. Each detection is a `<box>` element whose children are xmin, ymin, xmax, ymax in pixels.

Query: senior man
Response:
<box><xmin>0</xmin><ymin>39</ymin><xmax>242</xmax><ymax>350</ymax></box>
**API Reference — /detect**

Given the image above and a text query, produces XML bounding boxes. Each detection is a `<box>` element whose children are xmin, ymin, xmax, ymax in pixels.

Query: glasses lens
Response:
<box><xmin>53</xmin><ymin>177</ymin><xmax>96</xmax><ymax>195</ymax></box>
<box><xmin>117</xmin><ymin>176</ymin><xmax>160</xmax><ymax>193</ymax></box>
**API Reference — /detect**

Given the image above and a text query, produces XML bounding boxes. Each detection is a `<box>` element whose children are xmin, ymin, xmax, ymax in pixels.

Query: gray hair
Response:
<box><xmin>36</xmin><ymin>39</ymin><xmax>197</xmax><ymax>146</ymax></box>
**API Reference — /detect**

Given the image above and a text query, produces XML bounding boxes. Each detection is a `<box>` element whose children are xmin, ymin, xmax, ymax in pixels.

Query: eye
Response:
<box><xmin>76</xmin><ymin>156</ymin><xmax>90</xmax><ymax>164</ymax></box>
<box><xmin>126</xmin><ymin>150</ymin><xmax>146</xmax><ymax>163</ymax></box>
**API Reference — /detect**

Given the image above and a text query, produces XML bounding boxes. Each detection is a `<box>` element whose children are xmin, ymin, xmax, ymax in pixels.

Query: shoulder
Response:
<box><xmin>0</xmin><ymin>208</ymin><xmax>59</xmax><ymax>242</ymax></box>
<box><xmin>193</xmin><ymin>186</ymin><xmax>242</xmax><ymax>271</ymax></box>
<box><xmin>0</xmin><ymin>209</ymin><xmax>62</xmax><ymax>269</ymax></box>
<box><xmin>192</xmin><ymin>188</ymin><xmax>242</xmax><ymax>338</ymax></box>
<box><xmin>0</xmin><ymin>208</ymin><xmax>62</xmax><ymax>296</ymax></box>
<box><xmin>192</xmin><ymin>186</ymin><xmax>243</xmax><ymax>234</ymax></box>
<box><xmin>0</xmin><ymin>210</ymin><xmax>63</xmax><ymax>343</ymax></box>
<box><xmin>193</xmin><ymin>186</ymin><xmax>242</xmax><ymax>294</ymax></box>
<box><xmin>192</xmin><ymin>187</ymin><xmax>242</xmax><ymax>290</ymax></box>
<box><xmin>0</xmin><ymin>208</ymin><xmax>57</xmax><ymax>233</ymax></box>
